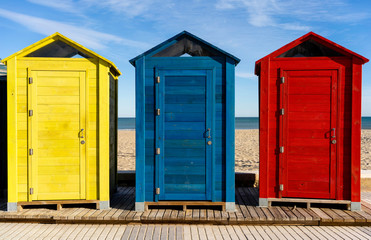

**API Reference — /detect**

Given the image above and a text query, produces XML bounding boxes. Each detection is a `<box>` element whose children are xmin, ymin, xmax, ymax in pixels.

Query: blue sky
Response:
<box><xmin>0</xmin><ymin>0</ymin><xmax>370</xmax><ymax>117</ymax></box>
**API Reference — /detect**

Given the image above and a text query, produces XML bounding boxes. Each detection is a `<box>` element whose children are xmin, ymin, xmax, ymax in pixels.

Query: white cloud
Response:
<box><xmin>80</xmin><ymin>0</ymin><xmax>157</xmax><ymax>18</ymax></box>
<box><xmin>236</xmin><ymin>71</ymin><xmax>255</xmax><ymax>79</ymax></box>
<box><xmin>0</xmin><ymin>8</ymin><xmax>149</xmax><ymax>50</ymax></box>
<box><xmin>215</xmin><ymin>0</ymin><xmax>368</xmax><ymax>30</ymax></box>
<box><xmin>27</xmin><ymin>0</ymin><xmax>81</xmax><ymax>15</ymax></box>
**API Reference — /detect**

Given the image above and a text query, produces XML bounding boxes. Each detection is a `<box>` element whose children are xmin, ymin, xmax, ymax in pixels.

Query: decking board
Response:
<box><xmin>0</xmin><ymin>187</ymin><xmax>371</xmax><ymax>226</ymax></box>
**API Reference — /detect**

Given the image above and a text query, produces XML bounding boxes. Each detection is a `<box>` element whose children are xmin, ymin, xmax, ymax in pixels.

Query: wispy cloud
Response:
<box><xmin>27</xmin><ymin>0</ymin><xmax>81</xmax><ymax>15</ymax></box>
<box><xmin>0</xmin><ymin>8</ymin><xmax>149</xmax><ymax>50</ymax></box>
<box><xmin>236</xmin><ymin>71</ymin><xmax>255</xmax><ymax>79</ymax></box>
<box><xmin>215</xmin><ymin>0</ymin><xmax>368</xmax><ymax>30</ymax></box>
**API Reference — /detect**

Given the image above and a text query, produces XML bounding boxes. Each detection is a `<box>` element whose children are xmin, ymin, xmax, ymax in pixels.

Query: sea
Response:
<box><xmin>118</xmin><ymin>117</ymin><xmax>371</xmax><ymax>130</ymax></box>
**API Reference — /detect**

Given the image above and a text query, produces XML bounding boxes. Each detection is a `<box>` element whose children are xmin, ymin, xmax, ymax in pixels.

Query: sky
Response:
<box><xmin>0</xmin><ymin>0</ymin><xmax>370</xmax><ymax>117</ymax></box>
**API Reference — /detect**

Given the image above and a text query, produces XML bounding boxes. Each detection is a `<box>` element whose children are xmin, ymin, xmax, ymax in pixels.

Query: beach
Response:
<box><xmin>118</xmin><ymin>129</ymin><xmax>371</xmax><ymax>172</ymax></box>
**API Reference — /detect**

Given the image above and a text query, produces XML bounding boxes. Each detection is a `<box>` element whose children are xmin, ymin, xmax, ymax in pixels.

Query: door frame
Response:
<box><xmin>279</xmin><ymin>66</ymin><xmax>343</xmax><ymax>199</ymax></box>
<box><xmin>154</xmin><ymin>67</ymin><xmax>215</xmax><ymax>201</ymax></box>
<box><xmin>27</xmin><ymin>68</ymin><xmax>88</xmax><ymax>201</ymax></box>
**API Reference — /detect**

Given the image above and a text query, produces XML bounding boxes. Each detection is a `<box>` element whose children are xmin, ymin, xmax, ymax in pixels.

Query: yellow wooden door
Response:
<box><xmin>28</xmin><ymin>70</ymin><xmax>86</xmax><ymax>201</ymax></box>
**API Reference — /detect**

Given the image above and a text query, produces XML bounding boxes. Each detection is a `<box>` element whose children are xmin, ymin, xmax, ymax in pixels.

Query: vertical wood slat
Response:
<box><xmin>351</xmin><ymin>57</ymin><xmax>362</xmax><ymax>204</ymax></box>
<box><xmin>135</xmin><ymin>57</ymin><xmax>146</xmax><ymax>206</ymax></box>
<box><xmin>258</xmin><ymin>57</ymin><xmax>270</xmax><ymax>201</ymax></box>
<box><xmin>225</xmin><ymin>57</ymin><xmax>235</xmax><ymax>205</ymax></box>
<box><xmin>98</xmin><ymin>59</ymin><xmax>109</xmax><ymax>202</ymax></box>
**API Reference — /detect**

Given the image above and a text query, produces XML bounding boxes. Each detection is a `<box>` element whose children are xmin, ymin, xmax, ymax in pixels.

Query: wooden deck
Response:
<box><xmin>1</xmin><ymin>187</ymin><xmax>371</xmax><ymax>226</ymax></box>
<box><xmin>0</xmin><ymin>223</ymin><xmax>370</xmax><ymax>239</ymax></box>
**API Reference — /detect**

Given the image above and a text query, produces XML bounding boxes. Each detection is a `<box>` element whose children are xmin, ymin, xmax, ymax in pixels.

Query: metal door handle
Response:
<box><xmin>331</xmin><ymin>128</ymin><xmax>336</xmax><ymax>138</ymax></box>
<box><xmin>206</xmin><ymin>128</ymin><xmax>211</xmax><ymax>139</ymax></box>
<box><xmin>79</xmin><ymin>128</ymin><xmax>85</xmax><ymax>138</ymax></box>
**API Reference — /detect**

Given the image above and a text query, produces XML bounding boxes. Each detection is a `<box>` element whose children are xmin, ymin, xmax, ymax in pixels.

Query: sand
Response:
<box><xmin>117</xmin><ymin>129</ymin><xmax>371</xmax><ymax>172</ymax></box>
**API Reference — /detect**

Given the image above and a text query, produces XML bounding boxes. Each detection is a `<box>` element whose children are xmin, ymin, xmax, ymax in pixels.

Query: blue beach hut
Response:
<box><xmin>130</xmin><ymin>31</ymin><xmax>240</xmax><ymax>211</ymax></box>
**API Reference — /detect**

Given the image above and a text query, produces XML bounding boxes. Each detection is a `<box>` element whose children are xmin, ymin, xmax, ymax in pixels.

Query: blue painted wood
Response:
<box><xmin>156</xmin><ymin>69</ymin><xmax>213</xmax><ymax>201</ymax></box>
<box><xmin>132</xmin><ymin>32</ymin><xmax>238</xmax><ymax>204</ymax></box>
<box><xmin>226</xmin><ymin>56</ymin><xmax>235</xmax><ymax>203</ymax></box>
<box><xmin>135</xmin><ymin>57</ymin><xmax>146</xmax><ymax>204</ymax></box>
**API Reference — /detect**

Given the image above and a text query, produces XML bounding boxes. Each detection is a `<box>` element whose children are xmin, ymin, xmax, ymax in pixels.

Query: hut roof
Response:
<box><xmin>129</xmin><ymin>31</ymin><xmax>240</xmax><ymax>66</ymax></box>
<box><xmin>255</xmin><ymin>32</ymin><xmax>368</xmax><ymax>74</ymax></box>
<box><xmin>2</xmin><ymin>32</ymin><xmax>121</xmax><ymax>76</ymax></box>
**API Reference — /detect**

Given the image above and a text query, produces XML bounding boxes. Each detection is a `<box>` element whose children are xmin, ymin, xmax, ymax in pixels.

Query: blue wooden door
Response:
<box><xmin>155</xmin><ymin>69</ymin><xmax>214</xmax><ymax>201</ymax></box>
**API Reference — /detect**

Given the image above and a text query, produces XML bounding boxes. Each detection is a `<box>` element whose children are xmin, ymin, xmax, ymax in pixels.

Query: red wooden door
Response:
<box><xmin>280</xmin><ymin>69</ymin><xmax>337</xmax><ymax>199</ymax></box>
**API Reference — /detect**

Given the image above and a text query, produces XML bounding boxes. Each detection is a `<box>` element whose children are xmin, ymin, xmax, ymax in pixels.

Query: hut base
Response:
<box><xmin>265</xmin><ymin>198</ymin><xmax>352</xmax><ymax>210</ymax></box>
<box><xmin>143</xmin><ymin>201</ymin><xmax>226</xmax><ymax>212</ymax></box>
<box><xmin>15</xmin><ymin>200</ymin><xmax>101</xmax><ymax>211</ymax></box>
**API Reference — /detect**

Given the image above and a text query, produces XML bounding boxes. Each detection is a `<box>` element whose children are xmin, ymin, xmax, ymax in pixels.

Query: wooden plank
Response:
<box><xmin>128</xmin><ymin>225</ymin><xmax>140</xmax><ymax>239</ymax></box>
<box><xmin>160</xmin><ymin>225</ymin><xmax>169</xmax><ymax>240</ymax></box>
<box><xmin>144</xmin><ymin>225</ymin><xmax>154</xmax><ymax>240</ymax></box>
<box><xmin>306</xmin><ymin>226</ymin><xmax>336</xmax><ymax>240</ymax></box>
<box><xmin>310</xmin><ymin>208</ymin><xmax>333</xmax><ymax>223</ymax></box>
<box><xmin>176</xmin><ymin>225</ymin><xmax>183</xmax><ymax>240</ymax></box>
<box><xmin>281</xmin><ymin>206</ymin><xmax>298</xmax><ymax>221</ymax></box>
<box><xmin>163</xmin><ymin>209</ymin><xmax>172</xmax><ymax>221</ymax></box>
<box><xmin>121</xmin><ymin>225</ymin><xmax>134</xmax><ymax>240</ymax></box>
<box><xmin>321</xmin><ymin>208</ymin><xmax>343</xmax><ymax>223</ymax></box>
<box><xmin>218</xmin><ymin>226</ymin><xmax>232</xmax><ymax>240</ymax></box>
<box><xmin>168</xmin><ymin>225</ymin><xmax>176</xmax><ymax>240</ymax></box>
<box><xmin>340</xmin><ymin>226</ymin><xmax>370</xmax><ymax>240</ymax></box>
<box><xmin>254</xmin><ymin>226</ymin><xmax>272</xmax><ymax>239</ymax></box>
<box><xmin>74</xmin><ymin>224</ymin><xmax>94</xmax><ymax>240</ymax></box>
<box><xmin>332</xmin><ymin>209</ymin><xmax>356</xmax><ymax>223</ymax></box>
<box><xmin>103</xmin><ymin>225</ymin><xmax>119</xmax><ymax>240</ymax></box>
<box><xmin>290</xmin><ymin>226</ymin><xmax>313</xmax><ymax>240</ymax></box>
<box><xmin>272</xmin><ymin>226</ymin><xmax>296</xmax><ymax>240</ymax></box>
<box><xmin>52</xmin><ymin>224</ymin><xmax>77</xmax><ymax>240</ymax></box>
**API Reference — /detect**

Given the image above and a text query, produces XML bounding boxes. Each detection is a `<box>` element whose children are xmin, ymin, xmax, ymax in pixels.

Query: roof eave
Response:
<box><xmin>129</xmin><ymin>30</ymin><xmax>241</xmax><ymax>66</ymax></box>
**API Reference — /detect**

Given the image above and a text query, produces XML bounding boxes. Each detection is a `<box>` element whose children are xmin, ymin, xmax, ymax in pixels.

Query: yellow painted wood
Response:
<box><xmin>2</xmin><ymin>32</ymin><xmax>120</xmax><ymax>76</ymax></box>
<box><xmin>28</xmin><ymin>68</ymin><xmax>34</xmax><ymax>201</ymax></box>
<box><xmin>98</xmin><ymin>60</ymin><xmax>110</xmax><ymax>201</ymax></box>
<box><xmin>7</xmin><ymin>57</ymin><xmax>18</xmax><ymax>203</ymax></box>
<box><xmin>3</xmin><ymin>32</ymin><xmax>120</xmax><ymax>205</ymax></box>
<box><xmin>30</xmin><ymin>70</ymin><xmax>86</xmax><ymax>201</ymax></box>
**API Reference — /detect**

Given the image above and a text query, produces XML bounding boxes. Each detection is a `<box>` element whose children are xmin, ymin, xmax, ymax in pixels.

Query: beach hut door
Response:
<box><xmin>279</xmin><ymin>69</ymin><xmax>338</xmax><ymax>199</ymax></box>
<box><xmin>155</xmin><ymin>69</ymin><xmax>214</xmax><ymax>201</ymax></box>
<box><xmin>28</xmin><ymin>70</ymin><xmax>86</xmax><ymax>201</ymax></box>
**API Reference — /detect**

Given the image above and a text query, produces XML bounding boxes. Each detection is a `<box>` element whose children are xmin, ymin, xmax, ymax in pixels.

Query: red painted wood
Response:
<box><xmin>351</xmin><ymin>57</ymin><xmax>362</xmax><ymax>203</ymax></box>
<box><xmin>282</xmin><ymin>69</ymin><xmax>337</xmax><ymax>199</ymax></box>
<box><xmin>256</xmin><ymin>32</ymin><xmax>368</xmax><ymax>204</ymax></box>
<box><xmin>258</xmin><ymin>58</ymin><xmax>270</xmax><ymax>199</ymax></box>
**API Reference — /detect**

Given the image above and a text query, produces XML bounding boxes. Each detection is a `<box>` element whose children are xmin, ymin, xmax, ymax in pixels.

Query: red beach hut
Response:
<box><xmin>255</xmin><ymin>32</ymin><xmax>368</xmax><ymax>210</ymax></box>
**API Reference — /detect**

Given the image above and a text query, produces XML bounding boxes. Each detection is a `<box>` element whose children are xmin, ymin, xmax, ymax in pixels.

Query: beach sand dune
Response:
<box><xmin>118</xmin><ymin>129</ymin><xmax>371</xmax><ymax>172</ymax></box>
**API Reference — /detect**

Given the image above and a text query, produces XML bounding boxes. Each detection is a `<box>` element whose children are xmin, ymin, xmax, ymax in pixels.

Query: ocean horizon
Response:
<box><xmin>118</xmin><ymin>117</ymin><xmax>371</xmax><ymax>130</ymax></box>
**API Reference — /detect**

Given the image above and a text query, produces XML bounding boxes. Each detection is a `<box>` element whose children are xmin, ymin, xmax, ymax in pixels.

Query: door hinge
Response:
<box><xmin>29</xmin><ymin>77</ymin><xmax>33</xmax><ymax>84</ymax></box>
<box><xmin>29</xmin><ymin>110</ymin><xmax>33</xmax><ymax>116</ymax></box>
<box><xmin>156</xmin><ymin>76</ymin><xmax>160</xmax><ymax>83</ymax></box>
<box><xmin>156</xmin><ymin>109</ymin><xmax>160</xmax><ymax>116</ymax></box>
<box><xmin>281</xmin><ymin>76</ymin><xmax>285</xmax><ymax>83</ymax></box>
<box><xmin>29</xmin><ymin>148</ymin><xmax>33</xmax><ymax>155</ymax></box>
<box><xmin>156</xmin><ymin>188</ymin><xmax>160</xmax><ymax>195</ymax></box>
<box><xmin>30</xmin><ymin>188</ymin><xmax>34</xmax><ymax>195</ymax></box>
<box><xmin>279</xmin><ymin>184</ymin><xmax>284</xmax><ymax>191</ymax></box>
<box><xmin>280</xmin><ymin>108</ymin><xmax>284</xmax><ymax>115</ymax></box>
<box><xmin>156</xmin><ymin>148</ymin><xmax>160</xmax><ymax>155</ymax></box>
<box><xmin>279</xmin><ymin>146</ymin><xmax>284</xmax><ymax>153</ymax></box>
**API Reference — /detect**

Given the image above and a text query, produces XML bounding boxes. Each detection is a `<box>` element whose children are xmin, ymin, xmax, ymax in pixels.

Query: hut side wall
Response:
<box><xmin>12</xmin><ymin>58</ymin><xmax>100</xmax><ymax>201</ymax></box>
<box><xmin>260</xmin><ymin>57</ymin><xmax>354</xmax><ymax>200</ymax></box>
<box><xmin>109</xmin><ymin>73</ymin><xmax>118</xmax><ymax>195</ymax></box>
<box><xmin>141</xmin><ymin>57</ymin><xmax>227</xmax><ymax>202</ymax></box>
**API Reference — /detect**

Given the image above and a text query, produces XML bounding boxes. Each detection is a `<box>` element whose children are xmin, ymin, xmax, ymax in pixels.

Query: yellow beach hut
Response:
<box><xmin>2</xmin><ymin>33</ymin><xmax>120</xmax><ymax>211</ymax></box>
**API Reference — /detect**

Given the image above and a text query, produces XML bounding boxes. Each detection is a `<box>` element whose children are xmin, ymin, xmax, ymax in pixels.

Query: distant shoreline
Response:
<box><xmin>118</xmin><ymin>117</ymin><xmax>371</xmax><ymax>130</ymax></box>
